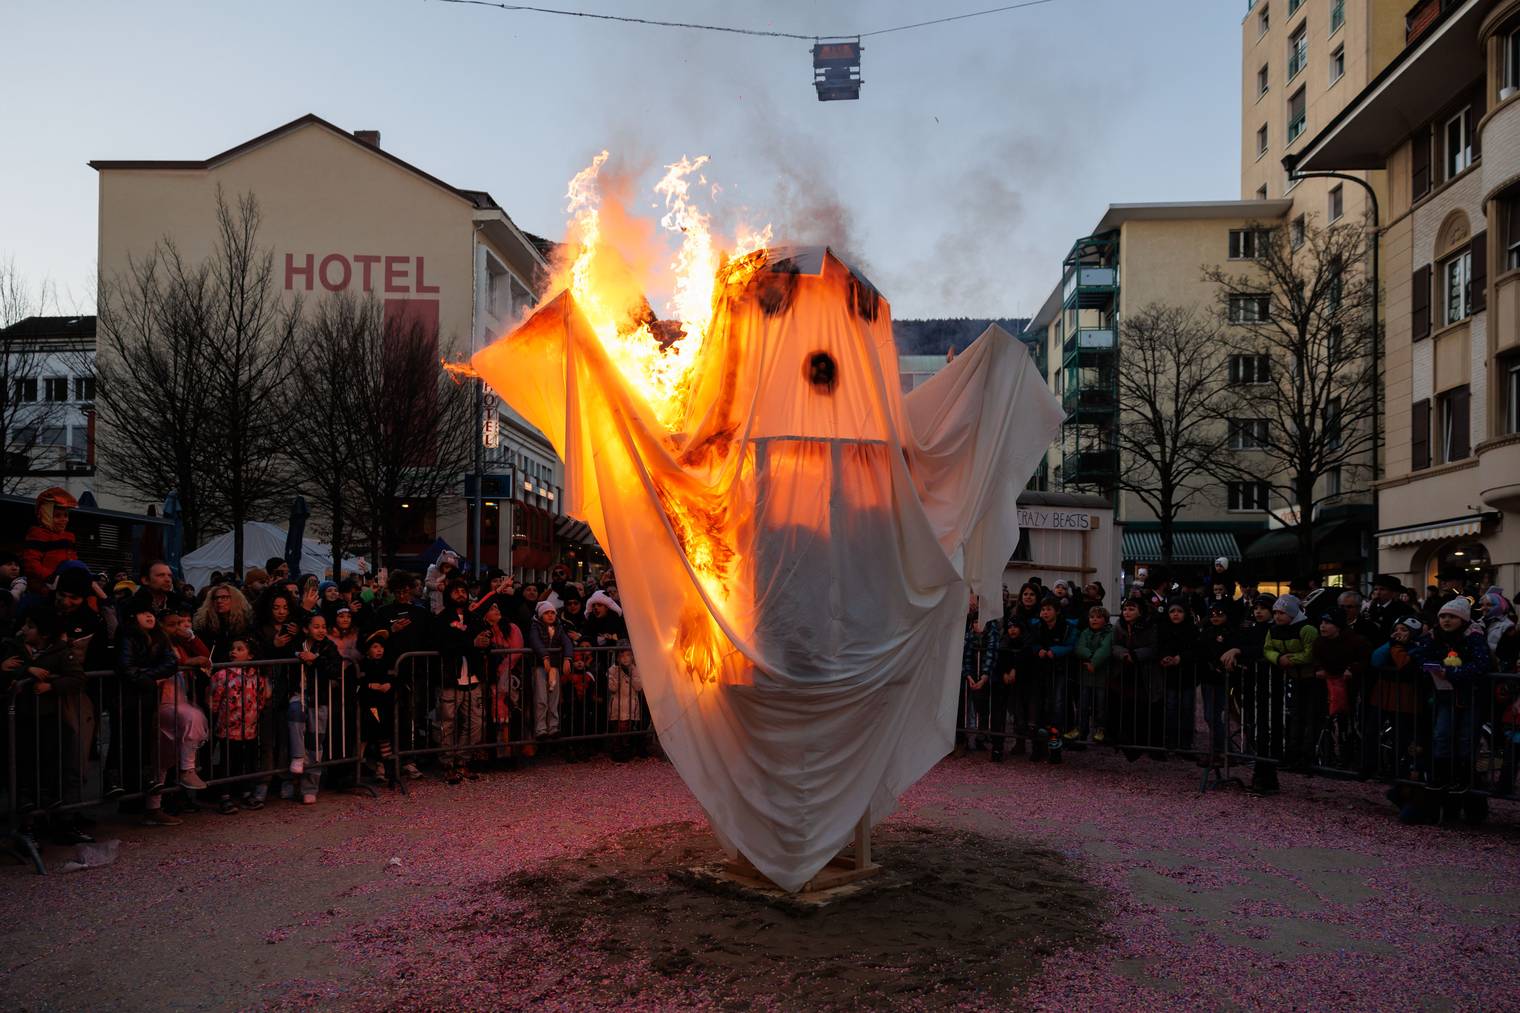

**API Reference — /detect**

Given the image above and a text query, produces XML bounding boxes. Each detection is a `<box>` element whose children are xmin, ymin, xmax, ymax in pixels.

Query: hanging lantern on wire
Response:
<box><xmin>812</xmin><ymin>36</ymin><xmax>862</xmax><ymax>101</ymax></box>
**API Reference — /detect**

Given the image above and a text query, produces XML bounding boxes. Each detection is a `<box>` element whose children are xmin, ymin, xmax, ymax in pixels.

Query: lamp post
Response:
<box><xmin>1283</xmin><ymin>162</ymin><xmax>1380</xmax><ymax>579</ymax></box>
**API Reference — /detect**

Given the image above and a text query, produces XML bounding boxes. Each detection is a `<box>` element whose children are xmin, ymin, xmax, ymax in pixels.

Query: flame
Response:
<box><xmin>440</xmin><ymin>359</ymin><xmax>480</xmax><ymax>384</ymax></box>
<box><xmin>546</xmin><ymin>151</ymin><xmax>771</xmax><ymax>432</ymax></box>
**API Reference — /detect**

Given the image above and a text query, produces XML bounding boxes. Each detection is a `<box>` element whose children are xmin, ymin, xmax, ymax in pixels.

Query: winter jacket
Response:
<box><xmin>528</xmin><ymin>618</ymin><xmax>576</xmax><ymax>670</ymax></box>
<box><xmin>1029</xmin><ymin>616</ymin><xmax>1076</xmax><ymax>666</ymax></box>
<box><xmin>293</xmin><ymin>637</ymin><xmax>343</xmax><ymax>703</ymax></box>
<box><xmin>435</xmin><ymin>604</ymin><xmax>488</xmax><ymax>686</ymax></box>
<box><xmin>1263</xmin><ymin>620</ymin><xmax>1319</xmax><ymax>678</ymax></box>
<box><xmin>1073</xmin><ymin>625</ymin><xmax>1113</xmax><ymax>689</ymax></box>
<box><xmin>1195</xmin><ymin>622</ymin><xmax>1242</xmax><ymax>686</ymax></box>
<box><xmin>1413</xmin><ymin>626</ymin><xmax>1491</xmax><ymax>688</ymax></box>
<box><xmin>19</xmin><ymin>524</ymin><xmax>77</xmax><ymax>588</ymax></box>
<box><xmin>1112</xmin><ymin>617</ymin><xmax>1156</xmax><ymax>667</ymax></box>
<box><xmin>116</xmin><ymin>633</ymin><xmax>179</xmax><ymax>695</ymax></box>
<box><xmin>1155</xmin><ymin>617</ymin><xmax>1198</xmax><ymax>669</ymax></box>
<box><xmin>208</xmin><ymin>666</ymin><xmax>271</xmax><ymax>740</ymax></box>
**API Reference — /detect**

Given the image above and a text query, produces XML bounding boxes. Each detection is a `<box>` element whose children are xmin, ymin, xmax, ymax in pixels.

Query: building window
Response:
<box><xmin>1330</xmin><ymin>44</ymin><xmax>1345</xmax><ymax>84</ymax></box>
<box><xmin>1328</xmin><ymin>184</ymin><xmax>1344</xmax><ymax>222</ymax></box>
<box><xmin>1438</xmin><ymin>385</ymin><xmax>1470</xmax><ymax>462</ymax></box>
<box><xmin>1326</xmin><ymin>323</ymin><xmax>1343</xmax><ymax>362</ymax></box>
<box><xmin>1445</xmin><ymin>107</ymin><xmax>1472</xmax><ymax>179</ymax></box>
<box><xmin>1229</xmin><ymin>229</ymin><xmax>1269</xmax><ymax>260</ymax></box>
<box><xmin>1257</xmin><ymin>63</ymin><xmax>1269</xmax><ymax>97</ymax></box>
<box><xmin>1505</xmin><ymin>29</ymin><xmax>1520</xmax><ymax>96</ymax></box>
<box><xmin>66</xmin><ymin>426</ymin><xmax>88</xmax><ymax>461</ymax></box>
<box><xmin>44</xmin><ymin>377</ymin><xmax>69</xmax><ymax>402</ymax></box>
<box><xmin>10</xmin><ymin>425</ymin><xmax>36</xmax><ymax>449</ymax></box>
<box><xmin>1326</xmin><ymin>396</ymin><xmax>1342</xmax><ymax>449</ymax></box>
<box><xmin>1502</xmin><ymin>355</ymin><xmax>1520</xmax><ymax>434</ymax></box>
<box><xmin>13</xmin><ymin>378</ymin><xmax>37</xmax><ymax>403</ymax></box>
<box><xmin>1325</xmin><ymin>466</ymin><xmax>1342</xmax><ymax>497</ymax></box>
<box><xmin>1257</xmin><ymin>123</ymin><xmax>1269</xmax><ymax>156</ymax></box>
<box><xmin>37</xmin><ymin>426</ymin><xmax>65</xmax><ymax>447</ymax></box>
<box><xmin>1259</xmin><ymin>3</ymin><xmax>1269</xmax><ymax>37</ymax></box>
<box><xmin>1442</xmin><ymin>249</ymin><xmax>1472</xmax><ymax>325</ymax></box>
<box><xmin>73</xmin><ymin>376</ymin><xmax>95</xmax><ymax>402</ymax></box>
<box><xmin>1230</xmin><ymin>418</ymin><xmax>1270</xmax><ymax>450</ymax></box>
<box><xmin>1291</xmin><ymin>214</ymin><xmax>1306</xmax><ymax>249</ymax></box>
<box><xmin>1505</xmin><ymin>192</ymin><xmax>1520</xmax><ymax>271</ymax></box>
<box><xmin>1287</xmin><ymin>24</ymin><xmax>1307</xmax><ymax>81</ymax></box>
<box><xmin>1256</xmin><ymin>183</ymin><xmax>1269</xmax><ymax>200</ymax></box>
<box><xmin>1288</xmin><ymin>87</ymin><xmax>1307</xmax><ymax>142</ymax></box>
<box><xmin>1287</xmin><ymin>0</ymin><xmax>1302</xmax><ymax>13</ymax></box>
<box><xmin>1330</xmin><ymin>0</ymin><xmax>1345</xmax><ymax>34</ymax></box>
<box><xmin>1229</xmin><ymin>295</ymin><xmax>1272</xmax><ymax>323</ymax></box>
<box><xmin>1229</xmin><ymin>353</ymin><xmax>1271</xmax><ymax>384</ymax></box>
<box><xmin>1228</xmin><ymin>481</ymin><xmax>1270</xmax><ymax>512</ymax></box>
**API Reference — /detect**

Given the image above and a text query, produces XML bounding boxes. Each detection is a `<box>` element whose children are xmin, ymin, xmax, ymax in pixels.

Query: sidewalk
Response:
<box><xmin>1</xmin><ymin>752</ymin><xmax>1516</xmax><ymax>1010</ymax></box>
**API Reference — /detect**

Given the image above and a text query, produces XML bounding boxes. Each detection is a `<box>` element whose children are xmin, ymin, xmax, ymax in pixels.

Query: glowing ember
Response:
<box><xmin>548</xmin><ymin>151</ymin><xmax>771</xmax><ymax>432</ymax></box>
<box><xmin>440</xmin><ymin>359</ymin><xmax>480</xmax><ymax>384</ymax></box>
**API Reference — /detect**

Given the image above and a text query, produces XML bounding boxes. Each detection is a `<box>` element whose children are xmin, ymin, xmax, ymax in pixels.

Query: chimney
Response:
<box><xmin>354</xmin><ymin>130</ymin><xmax>381</xmax><ymax>148</ymax></box>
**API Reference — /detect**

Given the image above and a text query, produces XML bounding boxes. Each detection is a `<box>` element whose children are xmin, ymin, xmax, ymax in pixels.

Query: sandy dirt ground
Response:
<box><xmin>1</xmin><ymin>750</ymin><xmax>1517</xmax><ymax>1011</ymax></box>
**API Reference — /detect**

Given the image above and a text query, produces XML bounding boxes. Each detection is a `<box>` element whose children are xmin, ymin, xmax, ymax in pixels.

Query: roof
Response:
<box><xmin>522</xmin><ymin>231</ymin><xmax>559</xmax><ymax>261</ymax></box>
<box><xmin>1290</xmin><ymin>0</ymin><xmax>1484</xmax><ymax>172</ymax></box>
<box><xmin>1090</xmin><ymin>199</ymin><xmax>1293</xmax><ymax>233</ymax></box>
<box><xmin>1026</xmin><ymin>282</ymin><xmax>1063</xmax><ymax>332</ymax></box>
<box><xmin>0</xmin><ymin>315</ymin><xmax>96</xmax><ymax>340</ymax></box>
<box><xmin>90</xmin><ymin>113</ymin><xmax>510</xmax><ymax>214</ymax></box>
<box><xmin>1019</xmin><ymin>490</ymin><xmax>1112</xmax><ymax>511</ymax></box>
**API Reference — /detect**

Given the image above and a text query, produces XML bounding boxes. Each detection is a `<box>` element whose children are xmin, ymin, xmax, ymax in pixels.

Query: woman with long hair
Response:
<box><xmin>194</xmin><ymin>585</ymin><xmax>255</xmax><ymax>663</ymax></box>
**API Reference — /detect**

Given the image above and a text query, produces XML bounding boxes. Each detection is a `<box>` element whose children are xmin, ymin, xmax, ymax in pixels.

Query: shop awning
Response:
<box><xmin>1376</xmin><ymin>514</ymin><xmax>1486</xmax><ymax>550</ymax></box>
<box><xmin>554</xmin><ymin>514</ymin><xmax>597</xmax><ymax>546</ymax></box>
<box><xmin>1243</xmin><ymin>519</ymin><xmax>1366</xmax><ymax>561</ymax></box>
<box><xmin>1122</xmin><ymin>529</ymin><xmax>1240</xmax><ymax>564</ymax></box>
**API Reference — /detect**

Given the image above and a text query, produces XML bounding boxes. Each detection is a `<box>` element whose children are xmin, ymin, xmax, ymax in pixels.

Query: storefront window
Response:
<box><xmin>1427</xmin><ymin>541</ymin><xmax>1491</xmax><ymax>592</ymax></box>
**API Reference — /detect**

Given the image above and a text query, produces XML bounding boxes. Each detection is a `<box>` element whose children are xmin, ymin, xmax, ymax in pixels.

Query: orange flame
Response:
<box><xmin>545</xmin><ymin>151</ymin><xmax>771</xmax><ymax>432</ymax></box>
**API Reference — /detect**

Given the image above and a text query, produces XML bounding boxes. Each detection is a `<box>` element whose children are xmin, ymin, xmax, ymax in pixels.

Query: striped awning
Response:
<box><xmin>1121</xmin><ymin>529</ymin><xmax>1241</xmax><ymax>564</ymax></box>
<box><xmin>1376</xmin><ymin>514</ymin><xmax>1485</xmax><ymax>550</ymax></box>
<box><xmin>554</xmin><ymin>514</ymin><xmax>597</xmax><ymax>547</ymax></box>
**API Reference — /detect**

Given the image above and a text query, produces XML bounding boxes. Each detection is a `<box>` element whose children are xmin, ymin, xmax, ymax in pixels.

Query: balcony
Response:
<box><xmin>1064</xmin><ymin>450</ymin><xmax>1120</xmax><ymax>484</ymax></box>
<box><xmin>1477</xmin><ymin>433</ymin><xmax>1520</xmax><ymax>509</ymax></box>
<box><xmin>1062</xmin><ymin>385</ymin><xmax>1116</xmax><ymax>418</ymax></box>
<box><xmin>1061</xmin><ymin>328</ymin><xmax>1116</xmax><ymax>361</ymax></box>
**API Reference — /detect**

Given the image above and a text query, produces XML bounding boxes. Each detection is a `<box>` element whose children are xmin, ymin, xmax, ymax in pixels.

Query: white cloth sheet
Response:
<box><xmin>474</xmin><ymin>247</ymin><xmax>1062</xmax><ymax>890</ymax></box>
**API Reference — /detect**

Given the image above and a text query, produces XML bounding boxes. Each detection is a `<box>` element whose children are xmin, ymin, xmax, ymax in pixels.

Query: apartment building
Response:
<box><xmin>0</xmin><ymin>314</ymin><xmax>96</xmax><ymax>499</ymax></box>
<box><xmin>1290</xmin><ymin>0</ymin><xmax>1520</xmax><ymax>594</ymax></box>
<box><xmin>1023</xmin><ymin>201</ymin><xmax>1351</xmax><ymax>584</ymax></box>
<box><xmin>90</xmin><ymin>114</ymin><xmax>574</xmax><ymax>574</ymax></box>
<box><xmin>1243</xmin><ymin>0</ymin><xmax>1403</xmax><ymax>218</ymax></box>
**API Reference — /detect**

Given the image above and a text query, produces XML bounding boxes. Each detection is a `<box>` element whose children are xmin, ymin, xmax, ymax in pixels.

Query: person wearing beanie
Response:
<box><xmin>1408</xmin><ymin>595</ymin><xmax>1492</xmax><ymax>821</ymax></box>
<box><xmin>1312</xmin><ymin>608</ymin><xmax>1369</xmax><ymax>768</ymax></box>
<box><xmin>1265</xmin><ymin>594</ymin><xmax>1319</xmax><ymax>772</ymax></box>
<box><xmin>528</xmin><ymin>599</ymin><xmax>575</xmax><ymax>739</ymax></box>
<box><xmin>1205</xmin><ymin>556</ymin><xmax>1236</xmax><ymax>602</ymax></box>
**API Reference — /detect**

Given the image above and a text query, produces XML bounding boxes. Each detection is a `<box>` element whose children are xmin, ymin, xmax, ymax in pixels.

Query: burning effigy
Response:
<box><xmin>473</xmin><ymin>153</ymin><xmax>1062</xmax><ymax>892</ymax></box>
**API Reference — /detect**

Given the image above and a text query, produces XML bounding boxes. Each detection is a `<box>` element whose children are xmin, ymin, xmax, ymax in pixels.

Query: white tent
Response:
<box><xmin>180</xmin><ymin>521</ymin><xmax>364</xmax><ymax>590</ymax></box>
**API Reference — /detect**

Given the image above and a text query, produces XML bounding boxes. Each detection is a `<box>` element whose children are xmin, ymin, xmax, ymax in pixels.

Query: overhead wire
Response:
<box><xmin>429</xmin><ymin>0</ymin><xmax>1064</xmax><ymax>41</ymax></box>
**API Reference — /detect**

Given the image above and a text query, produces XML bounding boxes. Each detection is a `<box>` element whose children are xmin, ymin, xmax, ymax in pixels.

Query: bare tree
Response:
<box><xmin>341</xmin><ymin>308</ymin><xmax>473</xmax><ymax>565</ymax></box>
<box><xmin>1204</xmin><ymin>214</ymin><xmax>1379</xmax><ymax>576</ymax></box>
<box><xmin>287</xmin><ymin>293</ymin><xmax>373</xmax><ymax>577</ymax></box>
<box><xmin>0</xmin><ymin>260</ymin><xmax>74</xmax><ymax>494</ymax></box>
<box><xmin>1113</xmin><ymin>303</ymin><xmax>1234</xmax><ymax>569</ymax></box>
<box><xmin>96</xmin><ymin>190</ymin><xmax>297</xmax><ymax>566</ymax></box>
<box><xmin>197</xmin><ymin>190</ymin><xmax>300</xmax><ymax>575</ymax></box>
<box><xmin>95</xmin><ymin>246</ymin><xmax>219</xmax><ymax>544</ymax></box>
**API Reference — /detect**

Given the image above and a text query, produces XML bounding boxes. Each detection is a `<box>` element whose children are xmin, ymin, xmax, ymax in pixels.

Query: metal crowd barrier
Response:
<box><xmin>4</xmin><ymin>645</ymin><xmax>653</xmax><ymax>874</ymax></box>
<box><xmin>956</xmin><ymin>643</ymin><xmax>1518</xmax><ymax>808</ymax></box>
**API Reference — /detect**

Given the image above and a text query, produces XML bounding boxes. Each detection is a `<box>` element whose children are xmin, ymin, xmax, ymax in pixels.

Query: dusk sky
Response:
<box><xmin>4</xmin><ymin>0</ymin><xmax>1245</xmax><ymax>320</ymax></box>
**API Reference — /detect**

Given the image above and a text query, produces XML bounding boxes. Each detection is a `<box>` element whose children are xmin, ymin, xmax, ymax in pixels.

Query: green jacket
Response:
<box><xmin>1074</xmin><ymin>626</ymin><xmax>1114</xmax><ymax>688</ymax></box>
<box><xmin>1262</xmin><ymin>620</ymin><xmax>1319</xmax><ymax>675</ymax></box>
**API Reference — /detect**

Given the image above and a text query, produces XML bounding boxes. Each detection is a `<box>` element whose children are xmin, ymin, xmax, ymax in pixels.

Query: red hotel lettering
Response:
<box><xmin>384</xmin><ymin>255</ymin><xmax>409</xmax><ymax>293</ymax></box>
<box><xmin>283</xmin><ymin>253</ymin><xmax>438</xmax><ymax>294</ymax></box>
<box><xmin>319</xmin><ymin>254</ymin><xmax>351</xmax><ymax>292</ymax></box>
<box><xmin>284</xmin><ymin>253</ymin><xmax>314</xmax><ymax>291</ymax></box>
<box><xmin>415</xmin><ymin>256</ymin><xmax>440</xmax><ymax>294</ymax></box>
<box><xmin>353</xmin><ymin>254</ymin><xmax>380</xmax><ymax>291</ymax></box>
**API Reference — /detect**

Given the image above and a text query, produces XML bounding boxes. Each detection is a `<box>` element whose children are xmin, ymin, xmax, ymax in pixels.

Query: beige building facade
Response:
<box><xmin>91</xmin><ymin>114</ymin><xmax>565</xmax><ymax>573</ymax></box>
<box><xmin>1294</xmin><ymin>0</ymin><xmax>1520</xmax><ymax>595</ymax></box>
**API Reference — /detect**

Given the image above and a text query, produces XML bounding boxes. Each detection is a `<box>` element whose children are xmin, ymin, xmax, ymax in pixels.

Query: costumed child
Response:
<box><xmin>207</xmin><ymin>637</ymin><xmax>272</xmax><ymax>812</ymax></box>
<box><xmin>358</xmin><ymin>628</ymin><xmax>398</xmax><ymax>786</ymax></box>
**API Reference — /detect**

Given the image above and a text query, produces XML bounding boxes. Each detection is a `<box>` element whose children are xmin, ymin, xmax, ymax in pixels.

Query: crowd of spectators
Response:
<box><xmin>1</xmin><ymin>543</ymin><xmax>644</xmax><ymax>851</ymax></box>
<box><xmin>961</xmin><ymin>560</ymin><xmax>1520</xmax><ymax>825</ymax></box>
